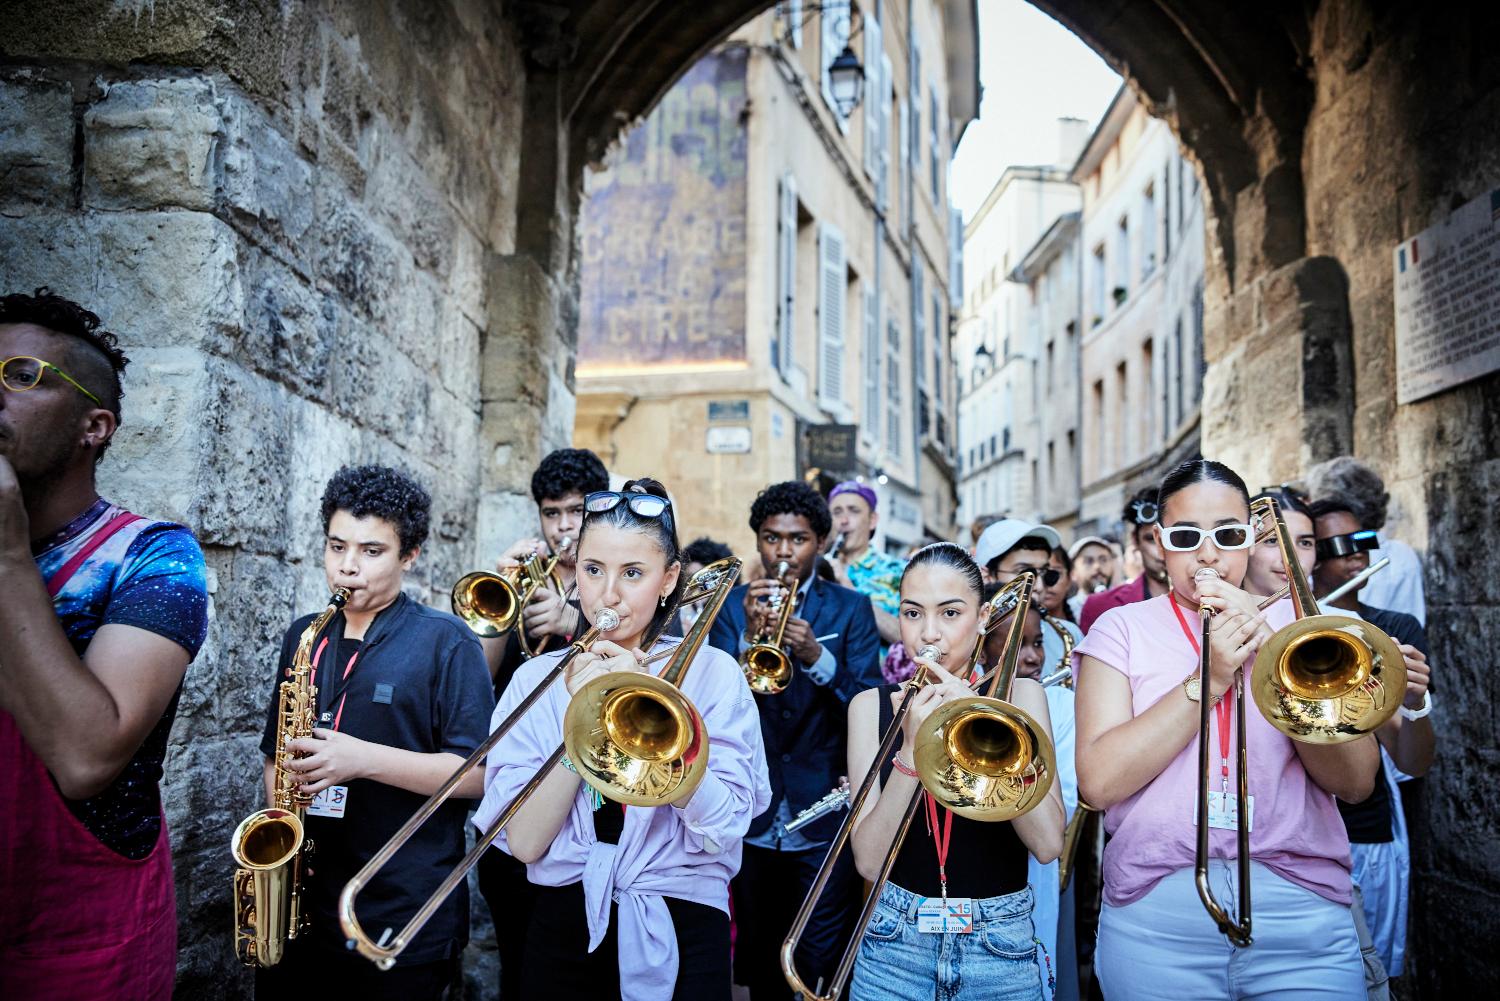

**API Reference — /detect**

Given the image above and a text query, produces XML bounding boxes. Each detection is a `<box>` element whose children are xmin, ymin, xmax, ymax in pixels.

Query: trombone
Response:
<box><xmin>339</xmin><ymin>559</ymin><xmax>737</xmax><ymax>967</ymax></box>
<box><xmin>563</xmin><ymin>556</ymin><xmax>741</xmax><ymax>806</ymax></box>
<box><xmin>782</xmin><ymin>573</ymin><xmax>1055</xmax><ymax>1000</ymax></box>
<box><xmin>741</xmin><ymin>560</ymin><xmax>797</xmax><ymax>694</ymax></box>
<box><xmin>451</xmin><ymin>538</ymin><xmax>570</xmax><ymax>658</ymax></box>
<box><xmin>1193</xmin><ymin>497</ymin><xmax>1405</xmax><ymax>947</ymax></box>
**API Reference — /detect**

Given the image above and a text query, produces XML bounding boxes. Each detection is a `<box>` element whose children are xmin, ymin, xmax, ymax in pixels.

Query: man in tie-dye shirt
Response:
<box><xmin>827</xmin><ymin>481</ymin><xmax>905</xmax><ymax>650</ymax></box>
<box><xmin>0</xmin><ymin>289</ymin><xmax>207</xmax><ymax>1001</ymax></box>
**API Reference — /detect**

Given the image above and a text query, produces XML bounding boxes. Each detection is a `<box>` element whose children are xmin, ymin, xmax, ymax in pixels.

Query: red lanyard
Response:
<box><xmin>922</xmin><ymin>791</ymin><xmax>955</xmax><ymax>901</ymax></box>
<box><xmin>1169</xmin><ymin>593</ymin><xmax>1233</xmax><ymax>787</ymax></box>
<box><xmin>312</xmin><ymin>636</ymin><xmax>361</xmax><ymax>732</ymax></box>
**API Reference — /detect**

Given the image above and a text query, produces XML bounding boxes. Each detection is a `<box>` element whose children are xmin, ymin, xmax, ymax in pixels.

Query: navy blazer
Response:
<box><xmin>708</xmin><ymin>575</ymin><xmax>882</xmax><ymax>841</ymax></box>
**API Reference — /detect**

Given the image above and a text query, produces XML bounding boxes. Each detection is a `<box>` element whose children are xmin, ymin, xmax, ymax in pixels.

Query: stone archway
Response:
<box><xmin>2</xmin><ymin>1</ymin><xmax>1497</xmax><ymax>996</ymax></box>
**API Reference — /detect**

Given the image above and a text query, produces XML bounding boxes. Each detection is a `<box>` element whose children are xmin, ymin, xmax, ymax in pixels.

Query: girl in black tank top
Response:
<box><xmin>844</xmin><ymin>543</ymin><xmax>1064</xmax><ymax>1001</ymax></box>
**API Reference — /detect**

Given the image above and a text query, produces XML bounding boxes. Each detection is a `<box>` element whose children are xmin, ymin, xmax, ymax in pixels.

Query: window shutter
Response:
<box><xmin>863</xmin><ymin>16</ymin><xmax>882</xmax><ymax>177</ymax></box>
<box><xmin>885</xmin><ymin>317</ymin><xmax>903</xmax><ymax>458</ymax></box>
<box><xmin>817</xmin><ymin>222</ymin><xmax>847</xmax><ymax>406</ymax></box>
<box><xmin>863</xmin><ymin>285</ymin><xmax>880</xmax><ymax>441</ymax></box>
<box><xmin>897</xmin><ymin>97</ymin><xmax>909</xmax><ymax>221</ymax></box>
<box><xmin>776</xmin><ymin>174</ymin><xmax>798</xmax><ymax>376</ymax></box>
<box><xmin>878</xmin><ymin>53</ymin><xmax>893</xmax><ymax>210</ymax></box>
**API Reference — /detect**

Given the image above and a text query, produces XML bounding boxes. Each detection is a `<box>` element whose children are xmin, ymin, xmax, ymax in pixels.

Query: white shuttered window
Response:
<box><xmin>863</xmin><ymin>15</ymin><xmax>883</xmax><ymax>177</ymax></box>
<box><xmin>817</xmin><ymin>222</ymin><xmax>847</xmax><ymax>406</ymax></box>
<box><xmin>862</xmin><ymin>286</ymin><xmax>880</xmax><ymax>442</ymax></box>
<box><xmin>885</xmin><ymin>317</ymin><xmax>903</xmax><ymax>458</ymax></box>
<box><xmin>774</xmin><ymin>174</ymin><xmax>798</xmax><ymax>377</ymax></box>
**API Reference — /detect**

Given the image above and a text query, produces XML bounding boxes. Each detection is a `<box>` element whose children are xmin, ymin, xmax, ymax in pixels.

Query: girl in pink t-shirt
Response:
<box><xmin>1074</xmin><ymin>459</ymin><xmax>1375</xmax><ymax>999</ymax></box>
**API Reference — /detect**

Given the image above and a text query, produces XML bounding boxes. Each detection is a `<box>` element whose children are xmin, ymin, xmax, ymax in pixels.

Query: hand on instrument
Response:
<box><xmin>284</xmin><ymin>728</ymin><xmax>368</xmax><ymax>794</ymax></box>
<box><xmin>783</xmin><ymin>616</ymin><xmax>822</xmax><ymax>666</ymax></box>
<box><xmin>1397</xmin><ymin>643</ymin><xmax>1430</xmax><ymax>711</ymax></box>
<box><xmin>1195</xmin><ymin>576</ymin><xmax>1262</xmax><ymax>619</ymax></box>
<box><xmin>522</xmin><ymin>586</ymin><xmax>573</xmax><ymax>639</ymax></box>
<box><xmin>894</xmin><ymin>660</ymin><xmax>971</xmax><ymax>759</ymax></box>
<box><xmin>1205</xmin><ymin>606</ymin><xmax>1271</xmax><ymax>698</ymax></box>
<box><xmin>742</xmin><ymin>577</ymin><xmax>786</xmax><ymax>636</ymax></box>
<box><xmin>565</xmin><ymin>640</ymin><xmax>645</xmax><ymax>695</ymax></box>
<box><xmin>0</xmin><ymin>456</ymin><xmax>33</xmax><ymax>568</ymax></box>
<box><xmin>496</xmin><ymin>537</ymin><xmax>546</xmax><ymax>573</ymax></box>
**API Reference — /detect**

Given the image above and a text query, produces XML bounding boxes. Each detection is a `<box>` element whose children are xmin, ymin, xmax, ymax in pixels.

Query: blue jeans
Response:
<box><xmin>849</xmin><ymin>881</ymin><xmax>1044</xmax><ymax>1001</ymax></box>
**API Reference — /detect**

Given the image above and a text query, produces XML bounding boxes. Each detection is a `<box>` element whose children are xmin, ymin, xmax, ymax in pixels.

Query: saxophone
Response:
<box><xmin>231</xmin><ymin>588</ymin><xmax>351</xmax><ymax>967</ymax></box>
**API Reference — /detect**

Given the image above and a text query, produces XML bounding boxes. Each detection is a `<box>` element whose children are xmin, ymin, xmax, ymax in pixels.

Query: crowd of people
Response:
<box><xmin>0</xmin><ymin>288</ymin><xmax>1436</xmax><ymax>1001</ymax></box>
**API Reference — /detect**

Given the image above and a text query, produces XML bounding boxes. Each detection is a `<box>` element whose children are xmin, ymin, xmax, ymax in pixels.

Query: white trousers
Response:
<box><xmin>1096</xmin><ymin>862</ymin><xmax>1365</xmax><ymax>1000</ymax></box>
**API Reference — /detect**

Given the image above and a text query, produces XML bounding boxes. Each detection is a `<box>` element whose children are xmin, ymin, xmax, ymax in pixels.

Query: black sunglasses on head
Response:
<box><xmin>584</xmin><ymin>490</ymin><xmax>673</xmax><ymax>519</ymax></box>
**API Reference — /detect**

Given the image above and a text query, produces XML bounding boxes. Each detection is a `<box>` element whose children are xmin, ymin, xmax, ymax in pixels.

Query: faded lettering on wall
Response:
<box><xmin>578</xmin><ymin>46</ymin><xmax>749</xmax><ymax>372</ymax></box>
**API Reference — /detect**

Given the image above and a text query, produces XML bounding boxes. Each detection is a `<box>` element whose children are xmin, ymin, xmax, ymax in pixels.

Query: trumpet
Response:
<box><xmin>451</xmin><ymin>538</ymin><xmax>570</xmax><ymax>658</ymax></box>
<box><xmin>1193</xmin><ymin>497</ymin><xmax>1404</xmax><ymax>948</ymax></box>
<box><xmin>564</xmin><ymin>557</ymin><xmax>742</xmax><ymax>806</ymax></box>
<box><xmin>742</xmin><ymin>560</ymin><xmax>797</xmax><ymax>695</ymax></box>
<box><xmin>339</xmin><ymin>600</ymin><xmax>618</xmax><ymax>969</ymax></box>
<box><xmin>782</xmin><ymin>574</ymin><xmax>1055</xmax><ymax>999</ymax></box>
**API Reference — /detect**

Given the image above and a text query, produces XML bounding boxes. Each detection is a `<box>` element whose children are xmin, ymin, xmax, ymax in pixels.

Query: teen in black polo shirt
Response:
<box><xmin>255</xmin><ymin>465</ymin><xmax>494</xmax><ymax>999</ymax></box>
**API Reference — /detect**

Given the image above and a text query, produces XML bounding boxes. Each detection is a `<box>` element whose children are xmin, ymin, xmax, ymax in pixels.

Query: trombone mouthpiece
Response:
<box><xmin>594</xmin><ymin>607</ymin><xmax>620</xmax><ymax>630</ymax></box>
<box><xmin>557</xmin><ymin>536</ymin><xmax>573</xmax><ymax>552</ymax></box>
<box><xmin>916</xmin><ymin>644</ymin><xmax>941</xmax><ymax>661</ymax></box>
<box><xmin>1194</xmin><ymin>567</ymin><xmax>1221</xmax><ymax>582</ymax></box>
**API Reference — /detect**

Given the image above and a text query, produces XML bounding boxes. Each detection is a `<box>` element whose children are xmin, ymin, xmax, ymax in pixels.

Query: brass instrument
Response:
<box><xmin>1057</xmin><ymin>801</ymin><xmax>1099</xmax><ymax>892</ymax></box>
<box><xmin>452</xmin><ymin>538</ymin><xmax>570</xmax><ymax>658</ymax></box>
<box><xmin>564</xmin><ymin>556</ymin><xmax>742</xmax><ymax>806</ymax></box>
<box><xmin>1041</xmin><ymin>612</ymin><xmax>1076</xmax><ymax>685</ymax></box>
<box><xmin>913</xmin><ymin>574</ymin><xmax>1058</xmax><ymax>822</ymax></box>
<box><xmin>339</xmin><ymin>602</ymin><xmax>619</xmax><ymax>969</ymax></box>
<box><xmin>231</xmin><ymin>588</ymin><xmax>350</xmax><ymax>967</ymax></box>
<box><xmin>1193</xmin><ymin>496</ymin><xmax>1404</xmax><ymax>947</ymax></box>
<box><xmin>742</xmin><ymin>560</ymin><xmax>797</xmax><ymax>695</ymax></box>
<box><xmin>782</xmin><ymin>574</ymin><xmax>1055</xmax><ymax>999</ymax></box>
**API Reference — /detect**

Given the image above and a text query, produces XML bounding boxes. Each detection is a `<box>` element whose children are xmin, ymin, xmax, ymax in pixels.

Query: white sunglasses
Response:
<box><xmin>1158</xmin><ymin>523</ymin><xmax>1256</xmax><ymax>552</ymax></box>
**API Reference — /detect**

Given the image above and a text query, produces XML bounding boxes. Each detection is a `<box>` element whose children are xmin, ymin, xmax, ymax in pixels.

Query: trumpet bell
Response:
<box><xmin>564</xmin><ymin>671</ymin><xmax>709</xmax><ymax>806</ymax></box>
<box><xmin>1251</xmin><ymin>614</ymin><xmax>1405</xmax><ymax>743</ymax></box>
<box><xmin>913</xmin><ymin>696</ymin><xmax>1056</xmax><ymax>822</ymax></box>
<box><xmin>743</xmin><ymin>643</ymin><xmax>793</xmax><ymax>695</ymax></box>
<box><xmin>451</xmin><ymin>571</ymin><xmax>522</xmax><ymax>638</ymax></box>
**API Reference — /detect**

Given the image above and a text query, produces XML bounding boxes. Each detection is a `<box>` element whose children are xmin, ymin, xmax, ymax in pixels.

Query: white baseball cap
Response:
<box><xmin>1068</xmin><ymin>535</ymin><xmax>1117</xmax><ymax>561</ymax></box>
<box><xmin>974</xmin><ymin>519</ymin><xmax>1063</xmax><ymax>570</ymax></box>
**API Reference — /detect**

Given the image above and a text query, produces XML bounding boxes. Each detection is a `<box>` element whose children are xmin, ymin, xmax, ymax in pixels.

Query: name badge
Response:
<box><xmin>916</xmin><ymin>898</ymin><xmax>973</xmax><ymax>934</ymax></box>
<box><xmin>1204</xmin><ymin>791</ymin><xmax>1253</xmax><ymax>832</ymax></box>
<box><xmin>307</xmin><ymin>785</ymin><xmax>349</xmax><ymax>819</ymax></box>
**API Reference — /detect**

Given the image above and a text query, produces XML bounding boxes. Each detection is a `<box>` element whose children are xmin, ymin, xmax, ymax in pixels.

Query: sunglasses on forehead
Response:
<box><xmin>584</xmin><ymin>490</ymin><xmax>673</xmax><ymax>519</ymax></box>
<box><xmin>1315</xmin><ymin>529</ymin><xmax>1378</xmax><ymax>560</ymax></box>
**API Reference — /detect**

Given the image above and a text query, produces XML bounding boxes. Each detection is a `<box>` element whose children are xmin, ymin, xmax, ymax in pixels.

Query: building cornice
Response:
<box><xmin>1069</xmin><ymin>83</ymin><xmax>1134</xmax><ymax>183</ymax></box>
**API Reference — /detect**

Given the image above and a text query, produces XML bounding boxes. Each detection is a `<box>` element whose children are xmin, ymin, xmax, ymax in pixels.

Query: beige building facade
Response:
<box><xmin>573</xmin><ymin>1</ymin><xmax>975</xmax><ymax>556</ymax></box>
<box><xmin>1072</xmin><ymin>86</ymin><xmax>1206</xmax><ymax>537</ymax></box>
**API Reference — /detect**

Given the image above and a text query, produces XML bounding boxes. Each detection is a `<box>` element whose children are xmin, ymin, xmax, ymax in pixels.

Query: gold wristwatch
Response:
<box><xmin>1183</xmin><ymin>673</ymin><xmax>1221</xmax><ymax>706</ymax></box>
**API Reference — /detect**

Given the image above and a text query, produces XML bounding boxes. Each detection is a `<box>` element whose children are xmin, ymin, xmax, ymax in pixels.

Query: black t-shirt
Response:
<box><xmin>1336</xmin><ymin>603</ymin><xmax>1428</xmax><ymax>844</ymax></box>
<box><xmin>259</xmin><ymin>593</ymin><xmax>495</xmax><ymax>964</ymax></box>
<box><xmin>876</xmin><ymin>684</ymin><xmax>1030</xmax><ymax>898</ymax></box>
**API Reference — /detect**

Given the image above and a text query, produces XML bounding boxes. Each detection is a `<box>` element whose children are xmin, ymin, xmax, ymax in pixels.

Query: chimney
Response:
<box><xmin>1057</xmin><ymin>117</ymin><xmax>1090</xmax><ymax>170</ymax></box>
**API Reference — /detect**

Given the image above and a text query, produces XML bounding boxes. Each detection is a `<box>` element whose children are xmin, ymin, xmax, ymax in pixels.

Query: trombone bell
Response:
<box><xmin>1251</xmin><ymin>614</ymin><xmax>1404</xmax><ymax>743</ymax></box>
<box><xmin>566</xmin><ymin>672</ymin><xmax>707</xmax><ymax>806</ymax></box>
<box><xmin>914</xmin><ymin>697</ymin><xmax>1056</xmax><ymax>822</ymax></box>
<box><xmin>602</xmin><ymin>684</ymin><xmax>694</xmax><ymax>763</ymax></box>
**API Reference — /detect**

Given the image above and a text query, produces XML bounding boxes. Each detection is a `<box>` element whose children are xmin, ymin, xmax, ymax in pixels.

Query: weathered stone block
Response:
<box><xmin>0</xmin><ymin>209</ymin><xmax>244</xmax><ymax>354</ymax></box>
<box><xmin>84</xmin><ymin>78</ymin><xmax>221</xmax><ymax>211</ymax></box>
<box><xmin>0</xmin><ymin>74</ymin><xmax>74</xmax><ymax>211</ymax></box>
<box><xmin>220</xmin><ymin>93</ymin><xmax>316</xmax><ymax>264</ymax></box>
<box><xmin>236</xmin><ymin>245</ymin><xmax>335</xmax><ymax>398</ymax></box>
<box><xmin>188</xmin><ymin>360</ymin><xmax>296</xmax><ymax>554</ymax></box>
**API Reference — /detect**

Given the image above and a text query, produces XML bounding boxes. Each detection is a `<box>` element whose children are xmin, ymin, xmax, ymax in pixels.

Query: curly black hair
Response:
<box><xmin>0</xmin><ymin>287</ymin><xmax>130</xmax><ymax>460</ymax></box>
<box><xmin>320</xmin><ymin>464</ymin><xmax>431</xmax><ymax>557</ymax></box>
<box><xmin>682</xmin><ymin>537</ymin><xmax>734</xmax><ymax>567</ymax></box>
<box><xmin>531</xmin><ymin>448</ymin><xmax>609</xmax><ymax>504</ymax></box>
<box><xmin>748</xmin><ymin>480</ymin><xmax>832</xmax><ymax>538</ymax></box>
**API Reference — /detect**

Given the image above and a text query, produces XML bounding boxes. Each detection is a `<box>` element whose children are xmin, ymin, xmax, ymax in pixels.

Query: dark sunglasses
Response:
<box><xmin>584</xmin><ymin>490</ymin><xmax>673</xmax><ymax>519</ymax></box>
<box><xmin>1008</xmin><ymin>566</ymin><xmax>1063</xmax><ymax>588</ymax></box>
<box><xmin>1315</xmin><ymin>530</ymin><xmax>1378</xmax><ymax>560</ymax></box>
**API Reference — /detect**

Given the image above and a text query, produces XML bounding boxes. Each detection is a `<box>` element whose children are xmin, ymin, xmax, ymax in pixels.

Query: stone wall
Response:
<box><xmin>0</xmin><ymin>1</ymin><xmax>568</xmax><ymax>996</ymax></box>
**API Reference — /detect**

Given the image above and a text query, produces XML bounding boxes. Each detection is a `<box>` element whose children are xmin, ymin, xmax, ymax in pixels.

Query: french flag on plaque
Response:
<box><xmin>1398</xmin><ymin>238</ymin><xmax>1420</xmax><ymax>273</ymax></box>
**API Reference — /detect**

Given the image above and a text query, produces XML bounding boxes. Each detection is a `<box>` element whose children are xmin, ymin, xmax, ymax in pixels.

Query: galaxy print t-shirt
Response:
<box><xmin>32</xmin><ymin>497</ymin><xmax>209</xmax><ymax>859</ymax></box>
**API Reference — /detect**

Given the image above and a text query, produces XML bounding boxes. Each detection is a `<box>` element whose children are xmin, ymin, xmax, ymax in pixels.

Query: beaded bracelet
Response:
<box><xmin>891</xmin><ymin>754</ymin><xmax>918</xmax><ymax>778</ymax></box>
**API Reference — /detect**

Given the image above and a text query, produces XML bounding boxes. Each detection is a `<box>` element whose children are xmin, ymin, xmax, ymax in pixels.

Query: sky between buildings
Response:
<box><xmin>950</xmin><ymin>0</ymin><xmax>1123</xmax><ymax>223</ymax></box>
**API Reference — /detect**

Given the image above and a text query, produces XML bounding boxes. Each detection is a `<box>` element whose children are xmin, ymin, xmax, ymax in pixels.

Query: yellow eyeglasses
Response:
<box><xmin>1</xmin><ymin>355</ymin><xmax>102</xmax><ymax>406</ymax></box>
